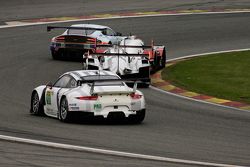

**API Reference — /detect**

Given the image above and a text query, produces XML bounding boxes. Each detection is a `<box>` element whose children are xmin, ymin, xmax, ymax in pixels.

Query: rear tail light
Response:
<box><xmin>148</xmin><ymin>51</ymin><xmax>153</xmax><ymax>59</ymax></box>
<box><xmin>101</xmin><ymin>41</ymin><xmax>109</xmax><ymax>45</ymax></box>
<box><xmin>130</xmin><ymin>93</ymin><xmax>142</xmax><ymax>100</ymax></box>
<box><xmin>55</xmin><ymin>36</ymin><xmax>65</xmax><ymax>42</ymax></box>
<box><xmin>87</xmin><ymin>38</ymin><xmax>96</xmax><ymax>42</ymax></box>
<box><xmin>75</xmin><ymin>96</ymin><xmax>98</xmax><ymax>100</ymax></box>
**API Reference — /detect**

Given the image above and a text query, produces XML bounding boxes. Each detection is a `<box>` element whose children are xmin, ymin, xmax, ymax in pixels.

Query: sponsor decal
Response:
<box><xmin>94</xmin><ymin>103</ymin><xmax>102</xmax><ymax>111</ymax></box>
<box><xmin>45</xmin><ymin>91</ymin><xmax>53</xmax><ymax>105</ymax></box>
<box><xmin>70</xmin><ymin>107</ymin><xmax>79</xmax><ymax>110</ymax></box>
<box><xmin>69</xmin><ymin>103</ymin><xmax>77</xmax><ymax>106</ymax></box>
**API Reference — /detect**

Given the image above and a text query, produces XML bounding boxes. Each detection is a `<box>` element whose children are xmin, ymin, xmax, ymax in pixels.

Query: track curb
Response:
<box><xmin>151</xmin><ymin>57</ymin><xmax>250</xmax><ymax>112</ymax></box>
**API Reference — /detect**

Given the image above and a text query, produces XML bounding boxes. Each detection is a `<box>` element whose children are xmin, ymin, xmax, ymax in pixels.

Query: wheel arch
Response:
<box><xmin>59</xmin><ymin>95</ymin><xmax>67</xmax><ymax>110</ymax></box>
<box><xmin>31</xmin><ymin>86</ymin><xmax>46</xmax><ymax>106</ymax></box>
<box><xmin>30</xmin><ymin>86</ymin><xmax>46</xmax><ymax>115</ymax></box>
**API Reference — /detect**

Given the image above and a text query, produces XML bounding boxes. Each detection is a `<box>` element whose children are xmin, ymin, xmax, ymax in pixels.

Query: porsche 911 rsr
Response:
<box><xmin>30</xmin><ymin>70</ymin><xmax>146</xmax><ymax>123</ymax></box>
<box><xmin>47</xmin><ymin>24</ymin><xmax>125</xmax><ymax>60</ymax></box>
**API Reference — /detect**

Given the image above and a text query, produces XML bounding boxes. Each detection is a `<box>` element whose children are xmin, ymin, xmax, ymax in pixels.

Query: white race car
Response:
<box><xmin>47</xmin><ymin>24</ymin><xmax>125</xmax><ymax>60</ymax></box>
<box><xmin>82</xmin><ymin>36</ymin><xmax>166</xmax><ymax>87</ymax></box>
<box><xmin>30</xmin><ymin>70</ymin><xmax>146</xmax><ymax>123</ymax></box>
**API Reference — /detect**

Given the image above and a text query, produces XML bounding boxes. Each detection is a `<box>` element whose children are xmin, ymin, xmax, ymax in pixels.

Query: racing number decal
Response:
<box><xmin>94</xmin><ymin>103</ymin><xmax>102</xmax><ymax>111</ymax></box>
<box><xmin>46</xmin><ymin>91</ymin><xmax>53</xmax><ymax>105</ymax></box>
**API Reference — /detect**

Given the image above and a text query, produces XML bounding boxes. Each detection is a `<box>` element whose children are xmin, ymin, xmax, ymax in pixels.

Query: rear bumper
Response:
<box><xmin>70</xmin><ymin>109</ymin><xmax>145</xmax><ymax>119</ymax></box>
<box><xmin>120</xmin><ymin>73</ymin><xmax>151</xmax><ymax>84</ymax></box>
<box><xmin>50</xmin><ymin>42</ymin><xmax>95</xmax><ymax>52</ymax></box>
<box><xmin>122</xmin><ymin>66</ymin><xmax>150</xmax><ymax>83</ymax></box>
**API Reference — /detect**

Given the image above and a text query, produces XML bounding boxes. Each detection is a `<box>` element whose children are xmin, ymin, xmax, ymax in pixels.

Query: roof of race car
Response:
<box><xmin>70</xmin><ymin>24</ymin><xmax>111</xmax><ymax>29</ymax></box>
<box><xmin>66</xmin><ymin>70</ymin><xmax>118</xmax><ymax>80</ymax></box>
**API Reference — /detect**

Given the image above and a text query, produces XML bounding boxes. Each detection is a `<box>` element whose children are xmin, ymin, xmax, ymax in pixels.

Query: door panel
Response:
<box><xmin>44</xmin><ymin>74</ymin><xmax>77</xmax><ymax>118</ymax></box>
<box><xmin>45</xmin><ymin>87</ymin><xmax>61</xmax><ymax>117</ymax></box>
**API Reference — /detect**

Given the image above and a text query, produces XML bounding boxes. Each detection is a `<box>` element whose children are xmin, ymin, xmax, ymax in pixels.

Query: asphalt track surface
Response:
<box><xmin>1</xmin><ymin>2</ymin><xmax>250</xmax><ymax>167</ymax></box>
<box><xmin>1</xmin><ymin>0</ymin><xmax>250</xmax><ymax>23</ymax></box>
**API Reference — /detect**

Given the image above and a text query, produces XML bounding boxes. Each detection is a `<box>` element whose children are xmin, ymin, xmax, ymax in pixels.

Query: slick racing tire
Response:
<box><xmin>51</xmin><ymin>50</ymin><xmax>60</xmax><ymax>60</ymax></box>
<box><xmin>30</xmin><ymin>91</ymin><xmax>44</xmax><ymax>116</ymax></box>
<box><xmin>161</xmin><ymin>49</ymin><xmax>166</xmax><ymax>68</ymax></box>
<box><xmin>59</xmin><ymin>97</ymin><xmax>72</xmax><ymax>122</ymax></box>
<box><xmin>129</xmin><ymin>109</ymin><xmax>145</xmax><ymax>124</ymax></box>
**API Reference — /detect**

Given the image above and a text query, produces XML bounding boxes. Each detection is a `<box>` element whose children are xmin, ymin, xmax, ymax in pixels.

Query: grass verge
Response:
<box><xmin>162</xmin><ymin>50</ymin><xmax>250</xmax><ymax>104</ymax></box>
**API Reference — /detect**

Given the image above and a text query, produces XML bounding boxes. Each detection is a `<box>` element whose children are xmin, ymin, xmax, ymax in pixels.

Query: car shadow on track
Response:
<box><xmin>69</xmin><ymin>114</ymin><xmax>144</xmax><ymax>125</ymax></box>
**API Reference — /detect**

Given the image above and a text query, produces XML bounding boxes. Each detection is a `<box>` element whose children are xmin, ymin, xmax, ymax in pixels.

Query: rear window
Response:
<box><xmin>82</xmin><ymin>75</ymin><xmax>123</xmax><ymax>86</ymax></box>
<box><xmin>67</xmin><ymin>29</ymin><xmax>95</xmax><ymax>35</ymax></box>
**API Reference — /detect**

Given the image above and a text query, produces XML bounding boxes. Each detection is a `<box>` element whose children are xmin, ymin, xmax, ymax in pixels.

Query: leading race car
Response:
<box><xmin>47</xmin><ymin>24</ymin><xmax>125</xmax><ymax>60</ymax></box>
<box><xmin>30</xmin><ymin>70</ymin><xmax>146</xmax><ymax>123</ymax></box>
<box><xmin>82</xmin><ymin>36</ymin><xmax>166</xmax><ymax>86</ymax></box>
<box><xmin>83</xmin><ymin>37</ymin><xmax>151</xmax><ymax>86</ymax></box>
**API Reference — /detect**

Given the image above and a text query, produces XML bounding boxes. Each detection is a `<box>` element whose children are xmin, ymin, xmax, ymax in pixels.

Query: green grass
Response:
<box><xmin>162</xmin><ymin>51</ymin><xmax>250</xmax><ymax>104</ymax></box>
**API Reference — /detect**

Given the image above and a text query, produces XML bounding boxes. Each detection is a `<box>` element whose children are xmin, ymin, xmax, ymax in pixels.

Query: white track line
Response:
<box><xmin>166</xmin><ymin>48</ymin><xmax>250</xmax><ymax>62</ymax></box>
<box><xmin>0</xmin><ymin>10</ymin><xmax>248</xmax><ymax>167</ymax></box>
<box><xmin>1</xmin><ymin>10</ymin><xmax>250</xmax><ymax>29</ymax></box>
<box><xmin>151</xmin><ymin>48</ymin><xmax>250</xmax><ymax>113</ymax></box>
<box><xmin>0</xmin><ymin>134</ymin><xmax>244</xmax><ymax>167</ymax></box>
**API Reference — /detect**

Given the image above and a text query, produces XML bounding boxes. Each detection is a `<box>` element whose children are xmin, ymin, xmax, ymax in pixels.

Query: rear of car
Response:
<box><xmin>48</xmin><ymin>24</ymin><xmax>123</xmax><ymax>60</ymax></box>
<box><xmin>83</xmin><ymin>37</ymin><xmax>152</xmax><ymax>86</ymax></box>
<box><xmin>67</xmin><ymin>74</ymin><xmax>146</xmax><ymax>123</ymax></box>
<box><xmin>50</xmin><ymin>34</ymin><xmax>97</xmax><ymax>59</ymax></box>
<box><xmin>70</xmin><ymin>86</ymin><xmax>144</xmax><ymax>116</ymax></box>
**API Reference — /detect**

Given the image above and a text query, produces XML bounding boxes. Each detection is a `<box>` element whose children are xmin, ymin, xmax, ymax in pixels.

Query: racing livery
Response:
<box><xmin>82</xmin><ymin>36</ymin><xmax>166</xmax><ymax>86</ymax></box>
<box><xmin>47</xmin><ymin>24</ymin><xmax>124</xmax><ymax>59</ymax></box>
<box><xmin>30</xmin><ymin>70</ymin><xmax>146</xmax><ymax>123</ymax></box>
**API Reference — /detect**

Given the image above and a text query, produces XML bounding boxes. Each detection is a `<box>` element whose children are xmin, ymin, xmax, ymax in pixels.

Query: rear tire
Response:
<box><xmin>30</xmin><ymin>91</ymin><xmax>44</xmax><ymax>116</ymax></box>
<box><xmin>51</xmin><ymin>50</ymin><xmax>61</xmax><ymax>60</ymax></box>
<box><xmin>59</xmin><ymin>97</ymin><xmax>72</xmax><ymax>122</ymax></box>
<box><xmin>129</xmin><ymin>109</ymin><xmax>145</xmax><ymax>124</ymax></box>
<box><xmin>161</xmin><ymin>49</ymin><xmax>166</xmax><ymax>68</ymax></box>
<box><xmin>152</xmin><ymin>54</ymin><xmax>158</xmax><ymax>72</ymax></box>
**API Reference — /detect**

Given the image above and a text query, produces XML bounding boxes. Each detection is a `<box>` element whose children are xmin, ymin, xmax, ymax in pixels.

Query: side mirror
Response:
<box><xmin>77</xmin><ymin>80</ymin><xmax>82</xmax><ymax>86</ymax></box>
<box><xmin>46</xmin><ymin>82</ymin><xmax>53</xmax><ymax>89</ymax></box>
<box><xmin>116</xmin><ymin>32</ymin><xmax>122</xmax><ymax>36</ymax></box>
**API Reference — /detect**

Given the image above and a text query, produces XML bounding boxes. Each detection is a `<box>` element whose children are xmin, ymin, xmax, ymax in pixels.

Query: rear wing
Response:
<box><xmin>47</xmin><ymin>26</ymin><xmax>106</xmax><ymax>32</ymax></box>
<box><xmin>79</xmin><ymin>78</ymin><xmax>144</xmax><ymax>83</ymax></box>
<box><xmin>95</xmin><ymin>44</ymin><xmax>152</xmax><ymax>49</ymax></box>
<box><xmin>94</xmin><ymin>39</ymin><xmax>155</xmax><ymax>50</ymax></box>
<box><xmin>90</xmin><ymin>52</ymin><xmax>149</xmax><ymax>57</ymax></box>
<box><xmin>77</xmin><ymin>78</ymin><xmax>144</xmax><ymax>95</ymax></box>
